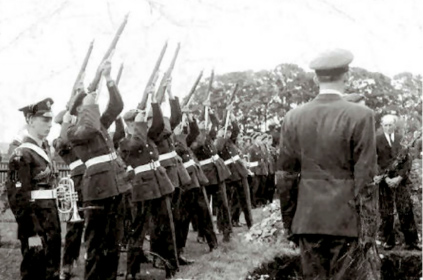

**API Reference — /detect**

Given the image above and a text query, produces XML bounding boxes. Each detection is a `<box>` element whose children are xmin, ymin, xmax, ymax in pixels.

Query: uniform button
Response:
<box><xmin>150</xmin><ymin>152</ymin><xmax>153</xmax><ymax>155</ymax></box>
<box><xmin>146</xmin><ymin>144</ymin><xmax>149</xmax><ymax>147</ymax></box>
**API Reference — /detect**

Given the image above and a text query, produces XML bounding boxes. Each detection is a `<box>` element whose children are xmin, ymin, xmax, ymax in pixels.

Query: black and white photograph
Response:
<box><xmin>0</xmin><ymin>0</ymin><xmax>421</xmax><ymax>279</ymax></box>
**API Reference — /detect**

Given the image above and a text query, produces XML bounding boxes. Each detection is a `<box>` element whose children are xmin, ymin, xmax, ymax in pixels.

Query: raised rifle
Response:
<box><xmin>156</xmin><ymin>43</ymin><xmax>181</xmax><ymax>104</ymax></box>
<box><xmin>87</xmin><ymin>13</ymin><xmax>129</xmax><ymax>94</ymax></box>
<box><xmin>183</xmin><ymin>70</ymin><xmax>203</xmax><ymax>108</ymax></box>
<box><xmin>115</xmin><ymin>63</ymin><xmax>124</xmax><ymax>86</ymax></box>
<box><xmin>203</xmin><ymin>69</ymin><xmax>215</xmax><ymax>129</ymax></box>
<box><xmin>137</xmin><ymin>41</ymin><xmax>168</xmax><ymax>110</ymax></box>
<box><xmin>223</xmin><ymin>83</ymin><xmax>239</xmax><ymax>138</ymax></box>
<box><xmin>66</xmin><ymin>40</ymin><xmax>94</xmax><ymax>110</ymax></box>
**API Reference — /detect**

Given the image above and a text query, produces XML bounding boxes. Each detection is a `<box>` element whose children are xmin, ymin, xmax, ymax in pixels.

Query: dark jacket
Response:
<box><xmin>191</xmin><ymin>112</ymin><xmax>231</xmax><ymax>185</ymax></box>
<box><xmin>120</xmin><ymin>103</ymin><xmax>174</xmax><ymax>201</ymax></box>
<box><xmin>215</xmin><ymin>120</ymin><xmax>249</xmax><ymax>182</ymax></box>
<box><xmin>7</xmin><ymin>136</ymin><xmax>59</xmax><ymax>238</ymax></box>
<box><xmin>154</xmin><ymin>97</ymin><xmax>191</xmax><ymax>187</ymax></box>
<box><xmin>277</xmin><ymin>94</ymin><xmax>377</xmax><ymax>238</ymax></box>
<box><xmin>67</xmin><ymin>81</ymin><xmax>131</xmax><ymax>201</ymax></box>
<box><xmin>376</xmin><ymin>132</ymin><xmax>411</xmax><ymax>179</ymax></box>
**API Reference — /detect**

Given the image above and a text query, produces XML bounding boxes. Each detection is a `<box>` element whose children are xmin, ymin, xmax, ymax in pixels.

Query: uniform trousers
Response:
<box><xmin>251</xmin><ymin>175</ymin><xmax>268</xmax><ymax>207</ymax></box>
<box><xmin>83</xmin><ymin>194</ymin><xmax>123</xmax><ymax>280</ymax></box>
<box><xmin>299</xmin><ymin>234</ymin><xmax>363</xmax><ymax>280</ymax></box>
<box><xmin>17</xmin><ymin>204</ymin><xmax>61</xmax><ymax>280</ymax></box>
<box><xmin>175</xmin><ymin>187</ymin><xmax>217</xmax><ymax>251</ymax></box>
<box><xmin>265</xmin><ymin>173</ymin><xmax>276</xmax><ymax>204</ymax></box>
<box><xmin>379</xmin><ymin>179</ymin><xmax>419</xmax><ymax>246</ymax></box>
<box><xmin>149</xmin><ymin>194</ymin><xmax>179</xmax><ymax>271</ymax></box>
<box><xmin>119</xmin><ymin>190</ymin><xmax>134</xmax><ymax>247</ymax></box>
<box><xmin>226</xmin><ymin>178</ymin><xmax>253</xmax><ymax>228</ymax></box>
<box><xmin>62</xmin><ymin>176</ymin><xmax>84</xmax><ymax>267</ymax></box>
<box><xmin>206</xmin><ymin>182</ymin><xmax>232</xmax><ymax>238</ymax></box>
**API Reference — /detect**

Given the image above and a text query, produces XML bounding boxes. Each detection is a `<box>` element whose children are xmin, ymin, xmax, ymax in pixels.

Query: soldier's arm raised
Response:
<box><xmin>148</xmin><ymin>101</ymin><xmax>165</xmax><ymax>141</ymax></box>
<box><xmin>101</xmin><ymin>63</ymin><xmax>124</xmax><ymax>129</ymax></box>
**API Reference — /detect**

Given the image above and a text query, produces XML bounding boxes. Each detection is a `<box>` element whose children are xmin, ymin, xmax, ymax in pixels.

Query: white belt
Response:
<box><xmin>224</xmin><ymin>155</ymin><xmax>241</xmax><ymax>165</ymax></box>
<box><xmin>199</xmin><ymin>154</ymin><xmax>220</xmax><ymax>166</ymax></box>
<box><xmin>31</xmin><ymin>189</ymin><xmax>56</xmax><ymax>200</ymax></box>
<box><xmin>183</xmin><ymin>159</ymin><xmax>196</xmax><ymax>168</ymax></box>
<box><xmin>158</xmin><ymin>151</ymin><xmax>177</xmax><ymax>161</ymax></box>
<box><xmin>85</xmin><ymin>152</ymin><xmax>117</xmax><ymax>168</ymax></box>
<box><xmin>134</xmin><ymin>161</ymin><xmax>161</xmax><ymax>174</ymax></box>
<box><xmin>247</xmin><ymin>161</ymin><xmax>259</xmax><ymax>168</ymax></box>
<box><xmin>69</xmin><ymin>159</ymin><xmax>84</xmax><ymax>170</ymax></box>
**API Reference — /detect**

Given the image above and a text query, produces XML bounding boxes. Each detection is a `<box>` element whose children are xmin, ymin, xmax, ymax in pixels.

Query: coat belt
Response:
<box><xmin>247</xmin><ymin>161</ymin><xmax>259</xmax><ymax>168</ymax></box>
<box><xmin>69</xmin><ymin>159</ymin><xmax>84</xmax><ymax>170</ymax></box>
<box><xmin>183</xmin><ymin>159</ymin><xmax>196</xmax><ymax>168</ymax></box>
<box><xmin>224</xmin><ymin>155</ymin><xmax>241</xmax><ymax>165</ymax></box>
<box><xmin>158</xmin><ymin>151</ymin><xmax>177</xmax><ymax>161</ymax></box>
<box><xmin>199</xmin><ymin>154</ymin><xmax>220</xmax><ymax>166</ymax></box>
<box><xmin>134</xmin><ymin>161</ymin><xmax>161</xmax><ymax>174</ymax></box>
<box><xmin>85</xmin><ymin>152</ymin><xmax>117</xmax><ymax>168</ymax></box>
<box><xmin>31</xmin><ymin>189</ymin><xmax>56</xmax><ymax>200</ymax></box>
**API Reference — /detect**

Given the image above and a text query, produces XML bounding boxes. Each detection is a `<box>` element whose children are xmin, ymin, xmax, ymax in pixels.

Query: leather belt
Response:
<box><xmin>158</xmin><ymin>151</ymin><xmax>177</xmax><ymax>161</ymax></box>
<box><xmin>134</xmin><ymin>161</ymin><xmax>161</xmax><ymax>174</ymax></box>
<box><xmin>31</xmin><ymin>189</ymin><xmax>56</xmax><ymax>200</ymax></box>
<box><xmin>224</xmin><ymin>155</ymin><xmax>241</xmax><ymax>165</ymax></box>
<box><xmin>85</xmin><ymin>152</ymin><xmax>117</xmax><ymax>168</ymax></box>
<box><xmin>199</xmin><ymin>154</ymin><xmax>220</xmax><ymax>166</ymax></box>
<box><xmin>247</xmin><ymin>161</ymin><xmax>259</xmax><ymax>168</ymax></box>
<box><xmin>183</xmin><ymin>159</ymin><xmax>196</xmax><ymax>168</ymax></box>
<box><xmin>69</xmin><ymin>159</ymin><xmax>84</xmax><ymax>170</ymax></box>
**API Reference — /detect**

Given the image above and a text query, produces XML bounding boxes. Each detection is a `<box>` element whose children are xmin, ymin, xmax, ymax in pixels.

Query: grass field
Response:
<box><xmin>0</xmin><ymin>205</ymin><xmax>294</xmax><ymax>280</ymax></box>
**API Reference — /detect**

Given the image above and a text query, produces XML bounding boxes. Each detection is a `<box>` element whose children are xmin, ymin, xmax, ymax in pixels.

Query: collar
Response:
<box><xmin>319</xmin><ymin>89</ymin><xmax>344</xmax><ymax>96</ymax></box>
<box><xmin>26</xmin><ymin>133</ymin><xmax>44</xmax><ymax>147</ymax></box>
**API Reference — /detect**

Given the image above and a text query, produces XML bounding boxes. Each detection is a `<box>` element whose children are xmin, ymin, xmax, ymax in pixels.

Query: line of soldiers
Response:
<box><xmin>5</xmin><ymin>60</ymin><xmax>280</xmax><ymax>280</ymax></box>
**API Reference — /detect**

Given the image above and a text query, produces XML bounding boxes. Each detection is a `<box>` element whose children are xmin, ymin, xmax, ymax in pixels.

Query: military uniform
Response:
<box><xmin>215</xmin><ymin>120</ymin><xmax>253</xmax><ymax>228</ymax></box>
<box><xmin>249</xmin><ymin>135</ymin><xmax>269</xmax><ymax>207</ymax></box>
<box><xmin>53</xmin><ymin>112</ymin><xmax>86</xmax><ymax>277</ymax></box>
<box><xmin>67</xmin><ymin>80</ymin><xmax>130</xmax><ymax>280</ymax></box>
<box><xmin>174</xmin><ymin>117</ymin><xmax>217</xmax><ymax>252</ymax></box>
<box><xmin>191</xmin><ymin>112</ymin><xmax>232</xmax><ymax>241</ymax></box>
<box><xmin>277</xmin><ymin>49</ymin><xmax>379</xmax><ymax>280</ymax></box>
<box><xmin>7</xmin><ymin>98</ymin><xmax>61</xmax><ymax>280</ymax></box>
<box><xmin>120</xmin><ymin>103</ymin><xmax>178</xmax><ymax>278</ymax></box>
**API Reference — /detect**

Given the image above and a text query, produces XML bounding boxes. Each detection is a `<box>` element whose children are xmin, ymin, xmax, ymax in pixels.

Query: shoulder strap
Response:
<box><xmin>18</xmin><ymin>142</ymin><xmax>52</xmax><ymax>165</ymax></box>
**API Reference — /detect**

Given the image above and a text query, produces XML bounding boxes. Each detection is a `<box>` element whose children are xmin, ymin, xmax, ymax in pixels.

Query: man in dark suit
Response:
<box><xmin>277</xmin><ymin>49</ymin><xmax>378</xmax><ymax>279</ymax></box>
<box><xmin>376</xmin><ymin>113</ymin><xmax>421</xmax><ymax>251</ymax></box>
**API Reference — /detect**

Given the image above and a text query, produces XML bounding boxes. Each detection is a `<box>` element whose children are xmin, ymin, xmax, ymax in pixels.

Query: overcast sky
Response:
<box><xmin>0</xmin><ymin>0</ymin><xmax>422</xmax><ymax>145</ymax></box>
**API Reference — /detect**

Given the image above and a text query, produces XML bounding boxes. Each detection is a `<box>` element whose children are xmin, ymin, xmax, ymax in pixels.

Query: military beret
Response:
<box><xmin>69</xmin><ymin>92</ymin><xmax>87</xmax><ymax>116</ymax></box>
<box><xmin>344</xmin><ymin>93</ymin><xmax>365</xmax><ymax>103</ymax></box>
<box><xmin>310</xmin><ymin>49</ymin><xmax>354</xmax><ymax>76</ymax></box>
<box><xmin>54</xmin><ymin>109</ymin><xmax>67</xmax><ymax>124</ymax></box>
<box><xmin>19</xmin><ymin>98</ymin><xmax>54</xmax><ymax>119</ymax></box>
<box><xmin>123</xmin><ymin>109</ymin><xmax>139</xmax><ymax>122</ymax></box>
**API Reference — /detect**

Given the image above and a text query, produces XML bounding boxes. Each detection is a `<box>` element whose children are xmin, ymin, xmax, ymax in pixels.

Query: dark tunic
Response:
<box><xmin>119</xmin><ymin>103</ymin><xmax>174</xmax><ymax>201</ymax></box>
<box><xmin>154</xmin><ymin>97</ymin><xmax>191</xmax><ymax>187</ymax></box>
<box><xmin>67</xmin><ymin>81</ymin><xmax>131</xmax><ymax>202</ymax></box>
<box><xmin>191</xmin><ymin>113</ymin><xmax>231</xmax><ymax>185</ymax></box>
<box><xmin>215</xmin><ymin>120</ymin><xmax>249</xmax><ymax>182</ymax></box>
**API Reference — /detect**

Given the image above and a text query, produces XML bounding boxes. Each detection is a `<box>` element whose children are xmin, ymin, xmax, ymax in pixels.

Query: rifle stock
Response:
<box><xmin>137</xmin><ymin>41</ymin><xmax>168</xmax><ymax>110</ymax></box>
<box><xmin>66</xmin><ymin>40</ymin><xmax>94</xmax><ymax>109</ymax></box>
<box><xmin>156</xmin><ymin>43</ymin><xmax>181</xmax><ymax>104</ymax></box>
<box><xmin>87</xmin><ymin>14</ymin><xmax>129</xmax><ymax>93</ymax></box>
<box><xmin>183</xmin><ymin>70</ymin><xmax>203</xmax><ymax>107</ymax></box>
